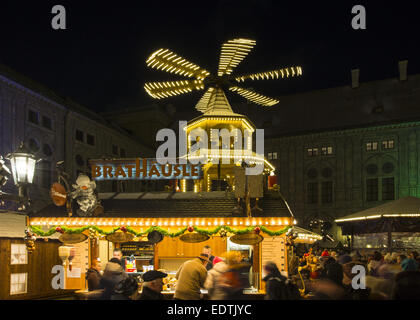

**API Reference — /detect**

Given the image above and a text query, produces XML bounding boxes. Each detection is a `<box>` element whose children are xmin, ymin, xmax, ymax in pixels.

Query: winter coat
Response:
<box><xmin>86</xmin><ymin>268</ymin><xmax>102</xmax><ymax>291</ymax></box>
<box><xmin>100</xmin><ymin>262</ymin><xmax>127</xmax><ymax>300</ymax></box>
<box><xmin>263</xmin><ymin>272</ymin><xmax>299</xmax><ymax>300</ymax></box>
<box><xmin>174</xmin><ymin>258</ymin><xmax>208</xmax><ymax>300</ymax></box>
<box><xmin>139</xmin><ymin>286</ymin><xmax>165</xmax><ymax>300</ymax></box>
<box><xmin>218</xmin><ymin>263</ymin><xmax>250</xmax><ymax>300</ymax></box>
<box><xmin>204</xmin><ymin>261</ymin><xmax>229</xmax><ymax>300</ymax></box>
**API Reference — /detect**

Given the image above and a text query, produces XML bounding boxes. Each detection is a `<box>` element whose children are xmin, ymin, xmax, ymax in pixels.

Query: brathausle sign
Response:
<box><xmin>90</xmin><ymin>158</ymin><xmax>202</xmax><ymax>180</ymax></box>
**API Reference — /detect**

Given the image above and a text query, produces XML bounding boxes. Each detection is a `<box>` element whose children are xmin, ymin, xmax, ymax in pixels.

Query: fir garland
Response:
<box><xmin>30</xmin><ymin>224</ymin><xmax>291</xmax><ymax>238</ymax></box>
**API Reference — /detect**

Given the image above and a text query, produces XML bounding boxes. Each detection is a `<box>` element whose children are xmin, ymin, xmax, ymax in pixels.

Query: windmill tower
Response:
<box><xmin>144</xmin><ymin>38</ymin><xmax>302</xmax><ymax>192</ymax></box>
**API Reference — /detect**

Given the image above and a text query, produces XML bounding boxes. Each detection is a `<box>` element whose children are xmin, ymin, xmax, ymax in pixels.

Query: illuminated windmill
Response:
<box><xmin>144</xmin><ymin>39</ymin><xmax>302</xmax><ymax>193</ymax></box>
<box><xmin>144</xmin><ymin>38</ymin><xmax>302</xmax><ymax>112</ymax></box>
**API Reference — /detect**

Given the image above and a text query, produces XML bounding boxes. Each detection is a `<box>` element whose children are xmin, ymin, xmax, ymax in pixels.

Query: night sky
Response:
<box><xmin>0</xmin><ymin>1</ymin><xmax>419</xmax><ymax>115</ymax></box>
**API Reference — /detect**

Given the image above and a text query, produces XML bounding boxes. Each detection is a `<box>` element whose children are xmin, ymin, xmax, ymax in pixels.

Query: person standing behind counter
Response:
<box><xmin>174</xmin><ymin>253</ymin><xmax>210</xmax><ymax>300</ymax></box>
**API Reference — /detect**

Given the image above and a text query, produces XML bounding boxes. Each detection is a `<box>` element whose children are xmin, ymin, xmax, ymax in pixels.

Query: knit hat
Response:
<box><xmin>321</xmin><ymin>250</ymin><xmax>330</xmax><ymax>257</ymax></box>
<box><xmin>104</xmin><ymin>261</ymin><xmax>123</xmax><ymax>273</ymax></box>
<box><xmin>212</xmin><ymin>256</ymin><xmax>223</xmax><ymax>265</ymax></box>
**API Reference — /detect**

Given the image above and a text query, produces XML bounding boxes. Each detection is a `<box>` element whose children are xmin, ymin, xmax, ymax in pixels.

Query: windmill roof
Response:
<box><xmin>203</xmin><ymin>87</ymin><xmax>241</xmax><ymax>116</ymax></box>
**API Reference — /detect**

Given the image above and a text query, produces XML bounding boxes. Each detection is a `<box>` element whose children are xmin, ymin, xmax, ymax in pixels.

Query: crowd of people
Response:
<box><xmin>84</xmin><ymin>246</ymin><xmax>420</xmax><ymax>300</ymax></box>
<box><xmin>294</xmin><ymin>248</ymin><xmax>420</xmax><ymax>300</ymax></box>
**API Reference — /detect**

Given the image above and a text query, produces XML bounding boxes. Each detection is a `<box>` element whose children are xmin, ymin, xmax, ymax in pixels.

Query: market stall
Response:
<box><xmin>335</xmin><ymin>196</ymin><xmax>420</xmax><ymax>252</ymax></box>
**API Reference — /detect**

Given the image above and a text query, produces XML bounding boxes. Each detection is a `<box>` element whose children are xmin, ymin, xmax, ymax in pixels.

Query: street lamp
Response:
<box><xmin>0</xmin><ymin>142</ymin><xmax>38</xmax><ymax>208</ymax></box>
<box><xmin>7</xmin><ymin>142</ymin><xmax>37</xmax><ymax>186</ymax></box>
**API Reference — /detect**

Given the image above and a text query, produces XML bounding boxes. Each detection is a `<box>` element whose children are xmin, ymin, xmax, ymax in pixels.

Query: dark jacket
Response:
<box><xmin>321</xmin><ymin>258</ymin><xmax>343</xmax><ymax>286</ymax></box>
<box><xmin>206</xmin><ymin>255</ymin><xmax>215</xmax><ymax>271</ymax></box>
<box><xmin>139</xmin><ymin>286</ymin><xmax>165</xmax><ymax>300</ymax></box>
<box><xmin>263</xmin><ymin>272</ymin><xmax>300</xmax><ymax>300</ymax></box>
<box><xmin>86</xmin><ymin>268</ymin><xmax>102</xmax><ymax>291</ymax></box>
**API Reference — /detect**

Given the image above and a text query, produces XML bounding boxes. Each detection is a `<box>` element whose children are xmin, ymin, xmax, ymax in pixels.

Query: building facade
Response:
<box><xmin>0</xmin><ymin>65</ymin><xmax>153</xmax><ymax>212</ymax></box>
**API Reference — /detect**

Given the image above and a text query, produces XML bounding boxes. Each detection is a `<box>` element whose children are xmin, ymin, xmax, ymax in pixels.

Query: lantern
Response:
<box><xmin>7</xmin><ymin>142</ymin><xmax>37</xmax><ymax>185</ymax></box>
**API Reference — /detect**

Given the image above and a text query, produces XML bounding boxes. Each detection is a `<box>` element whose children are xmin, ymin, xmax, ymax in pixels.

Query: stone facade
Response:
<box><xmin>0</xmin><ymin>65</ymin><xmax>152</xmax><ymax>211</ymax></box>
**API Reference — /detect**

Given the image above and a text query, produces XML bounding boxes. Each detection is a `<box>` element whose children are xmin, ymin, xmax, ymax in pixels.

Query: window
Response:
<box><xmin>382</xmin><ymin>177</ymin><xmax>395</xmax><ymax>200</ymax></box>
<box><xmin>272</xmin><ymin>152</ymin><xmax>277</xmax><ymax>160</ymax></box>
<box><xmin>321</xmin><ymin>181</ymin><xmax>333</xmax><ymax>204</ymax></box>
<box><xmin>366</xmin><ymin>178</ymin><xmax>379</xmax><ymax>201</ymax></box>
<box><xmin>11</xmin><ymin>244</ymin><xmax>27</xmax><ymax>265</ymax></box>
<box><xmin>10</xmin><ymin>273</ymin><xmax>27</xmax><ymax>295</ymax></box>
<box><xmin>76</xmin><ymin>130</ymin><xmax>84</xmax><ymax>142</ymax></box>
<box><xmin>307</xmin><ymin>182</ymin><xmax>318</xmax><ymax>204</ymax></box>
<box><xmin>382</xmin><ymin>140</ymin><xmax>394</xmax><ymax>150</ymax></box>
<box><xmin>87</xmin><ymin>134</ymin><xmax>95</xmax><ymax>146</ymax></box>
<box><xmin>307</xmin><ymin>148</ymin><xmax>318</xmax><ymax>157</ymax></box>
<box><xmin>42</xmin><ymin>116</ymin><xmax>52</xmax><ymax>130</ymax></box>
<box><xmin>120</xmin><ymin>148</ymin><xmax>126</xmax><ymax>157</ymax></box>
<box><xmin>112</xmin><ymin>145</ymin><xmax>119</xmax><ymax>155</ymax></box>
<box><xmin>366</xmin><ymin>142</ymin><xmax>378</xmax><ymax>151</ymax></box>
<box><xmin>321</xmin><ymin>146</ymin><xmax>333</xmax><ymax>155</ymax></box>
<box><xmin>28</xmin><ymin>110</ymin><xmax>39</xmax><ymax>124</ymax></box>
<box><xmin>268</xmin><ymin>153</ymin><xmax>273</xmax><ymax>160</ymax></box>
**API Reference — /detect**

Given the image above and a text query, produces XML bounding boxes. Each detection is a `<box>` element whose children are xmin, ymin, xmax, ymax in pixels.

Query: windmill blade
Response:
<box><xmin>234</xmin><ymin>66</ymin><xmax>303</xmax><ymax>82</ymax></box>
<box><xmin>146</xmin><ymin>48</ymin><xmax>210</xmax><ymax>80</ymax></box>
<box><xmin>144</xmin><ymin>80</ymin><xmax>204</xmax><ymax>99</ymax></box>
<box><xmin>195</xmin><ymin>87</ymin><xmax>215</xmax><ymax>112</ymax></box>
<box><xmin>217</xmin><ymin>38</ymin><xmax>256</xmax><ymax>76</ymax></box>
<box><xmin>229</xmin><ymin>86</ymin><xmax>279</xmax><ymax>107</ymax></box>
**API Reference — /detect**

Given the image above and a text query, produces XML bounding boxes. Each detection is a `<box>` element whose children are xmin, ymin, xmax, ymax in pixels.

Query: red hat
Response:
<box><xmin>321</xmin><ymin>250</ymin><xmax>330</xmax><ymax>257</ymax></box>
<box><xmin>212</xmin><ymin>256</ymin><xmax>223</xmax><ymax>265</ymax></box>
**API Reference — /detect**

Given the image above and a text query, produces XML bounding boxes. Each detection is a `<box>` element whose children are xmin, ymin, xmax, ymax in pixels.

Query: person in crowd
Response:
<box><xmin>368</xmin><ymin>251</ymin><xmax>383</xmax><ymax>276</ymax></box>
<box><xmin>321</xmin><ymin>256</ymin><xmax>344</xmax><ymax>286</ymax></box>
<box><xmin>401</xmin><ymin>256</ymin><xmax>419</xmax><ymax>271</ymax></box>
<box><xmin>86</xmin><ymin>258</ymin><xmax>103</xmax><ymax>291</ymax></box>
<box><xmin>112</xmin><ymin>248</ymin><xmax>126</xmax><ymax>270</ymax></box>
<box><xmin>330</xmin><ymin>251</ymin><xmax>338</xmax><ymax>261</ymax></box>
<box><xmin>202</xmin><ymin>245</ymin><xmax>215</xmax><ymax>271</ymax></box>
<box><xmin>174</xmin><ymin>253</ymin><xmax>209</xmax><ymax>300</ymax></box>
<box><xmin>263</xmin><ymin>261</ymin><xmax>300</xmax><ymax>300</ymax></box>
<box><xmin>111</xmin><ymin>276</ymin><xmax>139</xmax><ymax>300</ymax></box>
<box><xmin>340</xmin><ymin>254</ymin><xmax>370</xmax><ymax>300</ymax></box>
<box><xmin>408</xmin><ymin>251</ymin><xmax>420</xmax><ymax>270</ymax></box>
<box><xmin>139</xmin><ymin>270</ymin><xmax>167</xmax><ymax>300</ymax></box>
<box><xmin>397</xmin><ymin>254</ymin><xmax>406</xmax><ymax>265</ymax></box>
<box><xmin>391</xmin><ymin>271</ymin><xmax>420</xmax><ymax>300</ymax></box>
<box><xmin>99</xmin><ymin>258</ymin><xmax>127</xmax><ymax>300</ymax></box>
<box><xmin>217</xmin><ymin>251</ymin><xmax>250</xmax><ymax>300</ymax></box>
<box><xmin>204</xmin><ymin>256</ymin><xmax>229</xmax><ymax>300</ymax></box>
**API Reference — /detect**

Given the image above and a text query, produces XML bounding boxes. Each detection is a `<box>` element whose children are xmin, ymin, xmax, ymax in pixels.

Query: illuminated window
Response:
<box><xmin>366</xmin><ymin>178</ymin><xmax>378</xmax><ymax>201</ymax></box>
<box><xmin>307</xmin><ymin>148</ymin><xmax>318</xmax><ymax>157</ymax></box>
<box><xmin>268</xmin><ymin>153</ymin><xmax>273</xmax><ymax>160</ymax></box>
<box><xmin>272</xmin><ymin>152</ymin><xmax>278</xmax><ymax>160</ymax></box>
<box><xmin>366</xmin><ymin>142</ymin><xmax>378</xmax><ymax>151</ymax></box>
<box><xmin>10</xmin><ymin>244</ymin><xmax>27</xmax><ymax>265</ymax></box>
<box><xmin>10</xmin><ymin>273</ymin><xmax>27</xmax><ymax>295</ymax></box>
<box><xmin>382</xmin><ymin>140</ymin><xmax>394</xmax><ymax>149</ymax></box>
<box><xmin>321</xmin><ymin>146</ymin><xmax>333</xmax><ymax>155</ymax></box>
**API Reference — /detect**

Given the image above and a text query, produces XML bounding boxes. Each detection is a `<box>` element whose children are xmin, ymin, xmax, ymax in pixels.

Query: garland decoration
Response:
<box><xmin>30</xmin><ymin>224</ymin><xmax>291</xmax><ymax>238</ymax></box>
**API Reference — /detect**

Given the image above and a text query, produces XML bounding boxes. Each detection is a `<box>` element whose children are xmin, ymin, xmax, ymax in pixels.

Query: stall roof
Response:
<box><xmin>0</xmin><ymin>211</ymin><xmax>26</xmax><ymax>238</ymax></box>
<box><xmin>335</xmin><ymin>197</ymin><xmax>420</xmax><ymax>234</ymax></box>
<box><xmin>31</xmin><ymin>192</ymin><xmax>291</xmax><ymax>218</ymax></box>
<box><xmin>335</xmin><ymin>196</ymin><xmax>420</xmax><ymax>223</ymax></box>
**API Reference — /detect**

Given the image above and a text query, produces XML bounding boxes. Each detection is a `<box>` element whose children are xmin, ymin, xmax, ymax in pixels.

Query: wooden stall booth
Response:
<box><xmin>29</xmin><ymin>191</ymin><xmax>296</xmax><ymax>296</ymax></box>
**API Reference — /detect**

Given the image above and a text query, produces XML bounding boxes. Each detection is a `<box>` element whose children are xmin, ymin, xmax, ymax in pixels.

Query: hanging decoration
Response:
<box><xmin>24</xmin><ymin>228</ymin><xmax>36</xmax><ymax>253</ymax></box>
<box><xmin>30</xmin><ymin>224</ymin><xmax>291</xmax><ymax>239</ymax></box>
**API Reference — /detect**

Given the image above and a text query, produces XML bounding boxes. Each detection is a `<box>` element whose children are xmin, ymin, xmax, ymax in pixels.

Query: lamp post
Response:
<box><xmin>0</xmin><ymin>142</ymin><xmax>38</xmax><ymax>209</ymax></box>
